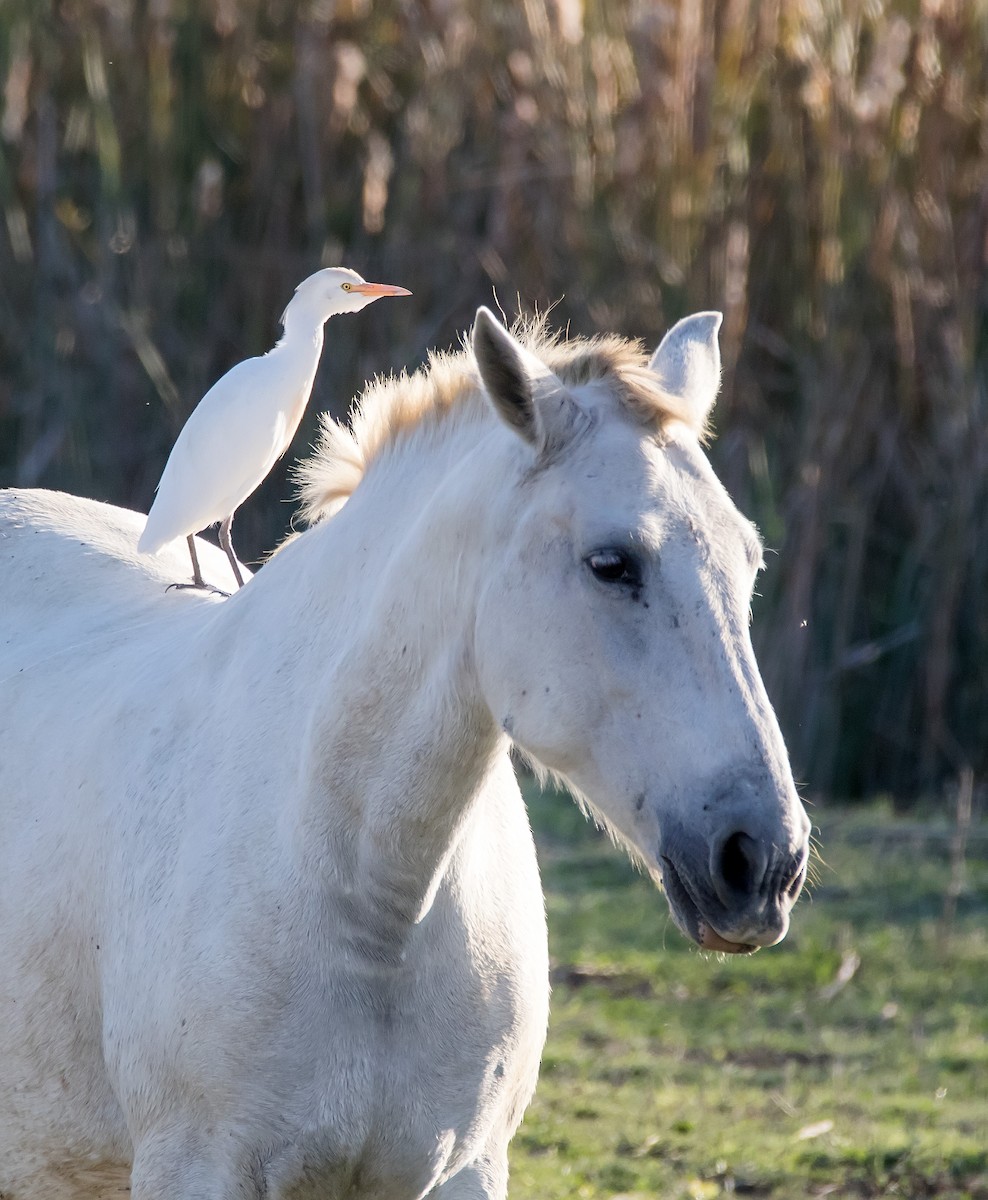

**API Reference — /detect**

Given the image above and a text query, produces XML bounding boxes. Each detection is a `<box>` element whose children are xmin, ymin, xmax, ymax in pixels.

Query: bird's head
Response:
<box><xmin>281</xmin><ymin>267</ymin><xmax>411</xmax><ymax>325</ymax></box>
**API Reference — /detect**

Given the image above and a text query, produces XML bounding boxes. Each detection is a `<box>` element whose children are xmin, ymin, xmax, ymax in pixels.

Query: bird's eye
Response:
<box><xmin>341</xmin><ymin>283</ymin><xmax>353</xmax><ymax>292</ymax></box>
<box><xmin>585</xmin><ymin>549</ymin><xmax>642</xmax><ymax>589</ymax></box>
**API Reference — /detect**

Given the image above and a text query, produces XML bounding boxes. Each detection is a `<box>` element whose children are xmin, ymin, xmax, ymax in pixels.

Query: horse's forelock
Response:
<box><xmin>296</xmin><ymin>326</ymin><xmax>701</xmax><ymax>526</ymax></box>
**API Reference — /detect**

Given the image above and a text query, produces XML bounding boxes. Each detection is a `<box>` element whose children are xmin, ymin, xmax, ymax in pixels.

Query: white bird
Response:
<box><xmin>138</xmin><ymin>267</ymin><xmax>411</xmax><ymax>589</ymax></box>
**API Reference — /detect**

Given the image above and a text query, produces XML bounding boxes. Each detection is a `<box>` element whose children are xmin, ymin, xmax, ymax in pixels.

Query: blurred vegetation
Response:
<box><xmin>0</xmin><ymin>0</ymin><xmax>986</xmax><ymax>801</ymax></box>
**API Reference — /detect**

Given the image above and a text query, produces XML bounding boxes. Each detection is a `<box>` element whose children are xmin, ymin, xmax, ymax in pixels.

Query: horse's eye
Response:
<box><xmin>585</xmin><ymin>549</ymin><xmax>642</xmax><ymax>588</ymax></box>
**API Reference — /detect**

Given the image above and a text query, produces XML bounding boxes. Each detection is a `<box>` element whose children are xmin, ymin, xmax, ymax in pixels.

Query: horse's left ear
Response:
<box><xmin>472</xmin><ymin>307</ymin><xmax>583</xmax><ymax>456</ymax></box>
<box><xmin>648</xmin><ymin>312</ymin><xmax>723</xmax><ymax>429</ymax></box>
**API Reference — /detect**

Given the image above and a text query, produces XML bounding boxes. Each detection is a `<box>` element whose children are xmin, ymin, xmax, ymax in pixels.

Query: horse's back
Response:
<box><xmin>0</xmin><ymin>489</ymin><xmax>236</xmax><ymax>657</ymax></box>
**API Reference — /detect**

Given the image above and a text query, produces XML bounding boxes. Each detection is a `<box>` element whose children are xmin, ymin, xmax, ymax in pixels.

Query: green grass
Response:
<box><xmin>510</xmin><ymin>787</ymin><xmax>988</xmax><ymax>1199</ymax></box>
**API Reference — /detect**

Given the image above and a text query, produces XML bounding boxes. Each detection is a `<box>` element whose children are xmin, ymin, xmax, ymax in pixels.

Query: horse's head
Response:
<box><xmin>470</xmin><ymin>308</ymin><xmax>810</xmax><ymax>954</ymax></box>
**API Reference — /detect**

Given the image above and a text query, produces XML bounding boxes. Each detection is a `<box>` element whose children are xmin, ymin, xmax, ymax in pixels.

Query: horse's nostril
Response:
<box><xmin>718</xmin><ymin>831</ymin><xmax>758</xmax><ymax>895</ymax></box>
<box><xmin>786</xmin><ymin>856</ymin><xmax>808</xmax><ymax>900</ymax></box>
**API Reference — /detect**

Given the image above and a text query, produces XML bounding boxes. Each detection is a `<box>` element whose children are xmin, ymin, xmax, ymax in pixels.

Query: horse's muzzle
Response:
<box><xmin>658</xmin><ymin>819</ymin><xmax>810</xmax><ymax>954</ymax></box>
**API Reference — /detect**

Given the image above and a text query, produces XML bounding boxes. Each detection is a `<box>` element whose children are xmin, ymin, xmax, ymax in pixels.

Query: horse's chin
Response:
<box><xmin>696</xmin><ymin>922</ymin><xmax>756</xmax><ymax>955</ymax></box>
<box><xmin>658</xmin><ymin>857</ymin><xmax>758</xmax><ymax>956</ymax></box>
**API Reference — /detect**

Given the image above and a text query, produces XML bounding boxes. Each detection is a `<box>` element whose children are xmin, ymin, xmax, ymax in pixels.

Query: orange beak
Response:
<box><xmin>351</xmin><ymin>282</ymin><xmax>412</xmax><ymax>298</ymax></box>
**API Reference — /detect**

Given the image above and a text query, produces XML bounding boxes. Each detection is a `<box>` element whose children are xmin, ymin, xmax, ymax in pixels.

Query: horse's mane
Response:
<box><xmin>296</xmin><ymin>318</ymin><xmax>699</xmax><ymax>525</ymax></box>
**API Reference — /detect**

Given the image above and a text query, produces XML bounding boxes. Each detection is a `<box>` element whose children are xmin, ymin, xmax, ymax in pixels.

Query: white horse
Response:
<box><xmin>0</xmin><ymin>308</ymin><xmax>809</xmax><ymax>1199</ymax></box>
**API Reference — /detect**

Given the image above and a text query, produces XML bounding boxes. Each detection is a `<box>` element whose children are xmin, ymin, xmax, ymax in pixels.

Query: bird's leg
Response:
<box><xmin>165</xmin><ymin>535</ymin><xmax>230</xmax><ymax>594</ymax></box>
<box><xmin>218</xmin><ymin>516</ymin><xmax>246</xmax><ymax>588</ymax></box>
<box><xmin>187</xmin><ymin>534</ymin><xmax>205</xmax><ymax>588</ymax></box>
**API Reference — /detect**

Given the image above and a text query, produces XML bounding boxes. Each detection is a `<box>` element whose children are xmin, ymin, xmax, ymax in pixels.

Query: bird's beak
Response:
<box><xmin>351</xmin><ymin>282</ymin><xmax>412</xmax><ymax>298</ymax></box>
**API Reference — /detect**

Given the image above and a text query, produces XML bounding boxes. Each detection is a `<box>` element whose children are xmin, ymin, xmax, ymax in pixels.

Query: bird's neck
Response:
<box><xmin>278</xmin><ymin>305</ymin><xmax>328</xmax><ymax>355</ymax></box>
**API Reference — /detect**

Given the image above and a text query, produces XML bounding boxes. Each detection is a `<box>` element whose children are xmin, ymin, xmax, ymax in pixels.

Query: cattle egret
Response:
<box><xmin>138</xmin><ymin>267</ymin><xmax>411</xmax><ymax>589</ymax></box>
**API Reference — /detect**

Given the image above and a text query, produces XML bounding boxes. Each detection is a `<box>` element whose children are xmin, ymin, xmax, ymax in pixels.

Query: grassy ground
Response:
<box><xmin>509</xmin><ymin>786</ymin><xmax>988</xmax><ymax>1200</ymax></box>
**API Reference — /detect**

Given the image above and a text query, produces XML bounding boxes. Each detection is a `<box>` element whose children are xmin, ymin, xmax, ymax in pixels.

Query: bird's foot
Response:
<box><xmin>165</xmin><ymin>581</ymin><xmax>231</xmax><ymax>598</ymax></box>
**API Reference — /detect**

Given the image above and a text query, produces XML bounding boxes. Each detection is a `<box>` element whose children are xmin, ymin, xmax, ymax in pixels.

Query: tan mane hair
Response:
<box><xmin>296</xmin><ymin>318</ymin><xmax>700</xmax><ymax>526</ymax></box>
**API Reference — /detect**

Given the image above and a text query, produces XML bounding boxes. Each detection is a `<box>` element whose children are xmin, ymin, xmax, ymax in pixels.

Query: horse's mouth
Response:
<box><xmin>660</xmin><ymin>856</ymin><xmax>757</xmax><ymax>955</ymax></box>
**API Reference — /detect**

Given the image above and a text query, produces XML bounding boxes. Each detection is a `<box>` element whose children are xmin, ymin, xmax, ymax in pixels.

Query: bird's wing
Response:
<box><xmin>139</xmin><ymin>354</ymin><xmax>307</xmax><ymax>552</ymax></box>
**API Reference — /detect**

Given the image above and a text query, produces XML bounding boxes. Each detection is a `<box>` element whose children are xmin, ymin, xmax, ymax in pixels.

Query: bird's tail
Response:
<box><xmin>137</xmin><ymin>514</ymin><xmax>171</xmax><ymax>556</ymax></box>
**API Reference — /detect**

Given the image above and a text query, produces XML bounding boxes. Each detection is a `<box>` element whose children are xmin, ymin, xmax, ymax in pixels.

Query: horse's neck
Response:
<box><xmin>230</xmin><ymin>417</ymin><xmax>511</xmax><ymax>945</ymax></box>
<box><xmin>300</xmin><ymin>630</ymin><xmax>501</xmax><ymax>940</ymax></box>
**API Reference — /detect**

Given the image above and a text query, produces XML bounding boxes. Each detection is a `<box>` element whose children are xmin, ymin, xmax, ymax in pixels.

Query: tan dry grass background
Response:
<box><xmin>0</xmin><ymin>0</ymin><xmax>985</xmax><ymax>801</ymax></box>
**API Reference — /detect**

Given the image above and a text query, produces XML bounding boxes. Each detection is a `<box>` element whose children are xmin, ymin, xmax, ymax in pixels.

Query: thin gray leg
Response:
<box><xmin>219</xmin><ymin>515</ymin><xmax>246</xmax><ymax>588</ymax></box>
<box><xmin>165</xmin><ymin>535</ymin><xmax>230</xmax><ymax>595</ymax></box>
<box><xmin>187</xmin><ymin>534</ymin><xmax>205</xmax><ymax>588</ymax></box>
<box><xmin>166</xmin><ymin>535</ymin><xmax>217</xmax><ymax>592</ymax></box>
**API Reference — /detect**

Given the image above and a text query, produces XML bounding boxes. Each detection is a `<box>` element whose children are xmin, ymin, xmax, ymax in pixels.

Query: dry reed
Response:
<box><xmin>0</xmin><ymin>0</ymin><xmax>985</xmax><ymax>800</ymax></box>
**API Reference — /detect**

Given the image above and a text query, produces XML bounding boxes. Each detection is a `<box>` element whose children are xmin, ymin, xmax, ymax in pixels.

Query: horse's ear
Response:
<box><xmin>648</xmin><ymin>312</ymin><xmax>723</xmax><ymax>429</ymax></box>
<box><xmin>472</xmin><ymin>308</ymin><xmax>581</xmax><ymax>455</ymax></box>
<box><xmin>472</xmin><ymin>307</ymin><xmax>543</xmax><ymax>443</ymax></box>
